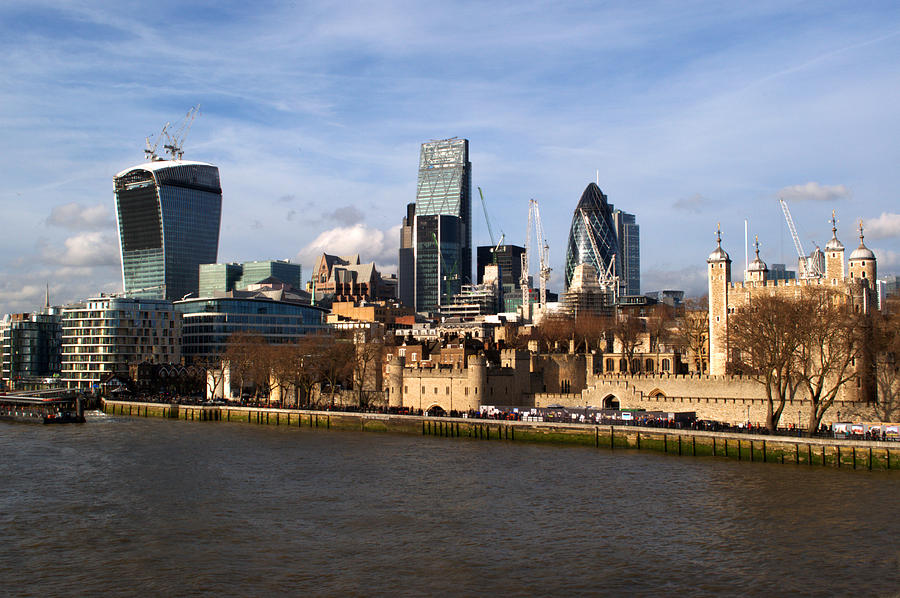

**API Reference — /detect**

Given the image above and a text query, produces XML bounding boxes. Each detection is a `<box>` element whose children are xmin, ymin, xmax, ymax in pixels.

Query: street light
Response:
<box><xmin>746</xmin><ymin>404</ymin><xmax>751</xmax><ymax>426</ymax></box>
<box><xmin>798</xmin><ymin>409</ymin><xmax>802</xmax><ymax>436</ymax></box>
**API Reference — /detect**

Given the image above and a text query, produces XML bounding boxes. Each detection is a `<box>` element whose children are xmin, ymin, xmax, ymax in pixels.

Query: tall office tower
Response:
<box><xmin>612</xmin><ymin>209</ymin><xmax>640</xmax><ymax>296</ymax></box>
<box><xmin>565</xmin><ymin>183</ymin><xmax>618</xmax><ymax>290</ymax></box>
<box><xmin>410</xmin><ymin>138</ymin><xmax>472</xmax><ymax>312</ymax></box>
<box><xmin>476</xmin><ymin>244</ymin><xmax>525</xmax><ymax>289</ymax></box>
<box><xmin>415</xmin><ymin>214</ymin><xmax>463</xmax><ymax>312</ymax></box>
<box><xmin>399</xmin><ymin>202</ymin><xmax>416</xmax><ymax>308</ymax></box>
<box><xmin>114</xmin><ymin>160</ymin><xmax>223</xmax><ymax>301</ymax></box>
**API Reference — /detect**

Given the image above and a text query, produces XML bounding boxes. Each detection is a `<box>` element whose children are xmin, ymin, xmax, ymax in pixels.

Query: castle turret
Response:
<box><xmin>707</xmin><ymin>224</ymin><xmax>731</xmax><ymax>376</ymax></box>
<box><xmin>387</xmin><ymin>357</ymin><xmax>404</xmax><ymax>409</ymax></box>
<box><xmin>744</xmin><ymin>235</ymin><xmax>768</xmax><ymax>284</ymax></box>
<box><xmin>466</xmin><ymin>354</ymin><xmax>487</xmax><ymax>411</ymax></box>
<box><xmin>825</xmin><ymin>211</ymin><xmax>845</xmax><ymax>283</ymax></box>
<box><xmin>848</xmin><ymin>219</ymin><xmax>876</xmax><ymax>283</ymax></box>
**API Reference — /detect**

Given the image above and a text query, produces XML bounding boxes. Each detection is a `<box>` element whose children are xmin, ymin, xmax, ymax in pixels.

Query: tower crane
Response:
<box><xmin>779</xmin><ymin>198</ymin><xmax>823</xmax><ymax>279</ymax></box>
<box><xmin>520</xmin><ymin>199</ymin><xmax>551</xmax><ymax>318</ymax></box>
<box><xmin>579</xmin><ymin>208</ymin><xmax>619</xmax><ymax>300</ymax></box>
<box><xmin>144</xmin><ymin>122</ymin><xmax>169</xmax><ymax>161</ymax></box>
<box><xmin>163</xmin><ymin>105</ymin><xmax>201</xmax><ymax>161</ymax></box>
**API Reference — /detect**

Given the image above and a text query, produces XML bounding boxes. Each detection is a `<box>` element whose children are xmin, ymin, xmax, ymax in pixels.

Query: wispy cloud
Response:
<box><xmin>864</xmin><ymin>212</ymin><xmax>900</xmax><ymax>240</ymax></box>
<box><xmin>46</xmin><ymin>202</ymin><xmax>114</xmax><ymax>230</ymax></box>
<box><xmin>777</xmin><ymin>182</ymin><xmax>852</xmax><ymax>202</ymax></box>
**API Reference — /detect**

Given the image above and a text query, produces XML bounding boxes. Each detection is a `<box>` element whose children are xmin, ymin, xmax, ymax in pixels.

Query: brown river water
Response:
<box><xmin>1</xmin><ymin>411</ymin><xmax>898</xmax><ymax>597</ymax></box>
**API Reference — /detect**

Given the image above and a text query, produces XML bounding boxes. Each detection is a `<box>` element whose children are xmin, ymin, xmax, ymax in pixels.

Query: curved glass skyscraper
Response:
<box><xmin>565</xmin><ymin>183</ymin><xmax>618</xmax><ymax>289</ymax></box>
<box><xmin>114</xmin><ymin>160</ymin><xmax>222</xmax><ymax>301</ymax></box>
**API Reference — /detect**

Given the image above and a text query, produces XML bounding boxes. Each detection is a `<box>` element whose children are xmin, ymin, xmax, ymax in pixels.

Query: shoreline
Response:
<box><xmin>100</xmin><ymin>399</ymin><xmax>898</xmax><ymax>471</ymax></box>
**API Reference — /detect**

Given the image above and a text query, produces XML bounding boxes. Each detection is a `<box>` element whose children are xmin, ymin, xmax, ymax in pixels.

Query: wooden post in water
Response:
<box><xmin>678</xmin><ymin>435</ymin><xmax>682</xmax><ymax>456</ymax></box>
<box><xmin>869</xmin><ymin>447</ymin><xmax>873</xmax><ymax>471</ymax></box>
<box><xmin>664</xmin><ymin>434</ymin><xmax>668</xmax><ymax>453</ymax></box>
<box><xmin>738</xmin><ymin>439</ymin><xmax>741</xmax><ymax>461</ymax></box>
<box><xmin>692</xmin><ymin>436</ymin><xmax>696</xmax><ymax>457</ymax></box>
<box><xmin>762</xmin><ymin>440</ymin><xmax>766</xmax><ymax>463</ymax></box>
<box><xmin>853</xmin><ymin>446</ymin><xmax>857</xmax><ymax>470</ymax></box>
<box><xmin>610</xmin><ymin>426</ymin><xmax>615</xmax><ymax>450</ymax></box>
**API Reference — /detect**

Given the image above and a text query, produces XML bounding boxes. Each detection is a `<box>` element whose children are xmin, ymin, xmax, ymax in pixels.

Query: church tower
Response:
<box><xmin>707</xmin><ymin>225</ymin><xmax>731</xmax><ymax>376</ymax></box>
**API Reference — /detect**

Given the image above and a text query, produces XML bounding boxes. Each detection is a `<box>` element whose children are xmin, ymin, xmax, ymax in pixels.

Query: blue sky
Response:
<box><xmin>1</xmin><ymin>1</ymin><xmax>899</xmax><ymax>314</ymax></box>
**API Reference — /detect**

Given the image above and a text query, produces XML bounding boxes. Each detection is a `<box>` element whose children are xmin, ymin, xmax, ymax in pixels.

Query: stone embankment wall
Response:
<box><xmin>575</xmin><ymin>374</ymin><xmax>881</xmax><ymax>425</ymax></box>
<box><xmin>101</xmin><ymin>400</ymin><xmax>898</xmax><ymax>471</ymax></box>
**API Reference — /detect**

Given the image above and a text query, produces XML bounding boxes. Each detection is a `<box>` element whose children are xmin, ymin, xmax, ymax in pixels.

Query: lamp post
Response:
<box><xmin>798</xmin><ymin>409</ymin><xmax>802</xmax><ymax>437</ymax></box>
<box><xmin>746</xmin><ymin>404</ymin><xmax>751</xmax><ymax>427</ymax></box>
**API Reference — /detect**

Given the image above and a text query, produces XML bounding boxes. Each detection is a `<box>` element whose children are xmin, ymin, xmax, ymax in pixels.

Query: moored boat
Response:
<box><xmin>0</xmin><ymin>393</ymin><xmax>86</xmax><ymax>424</ymax></box>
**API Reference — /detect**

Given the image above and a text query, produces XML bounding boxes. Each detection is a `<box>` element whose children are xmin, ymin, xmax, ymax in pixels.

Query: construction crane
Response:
<box><xmin>579</xmin><ymin>208</ymin><xmax>619</xmax><ymax>300</ymax></box>
<box><xmin>520</xmin><ymin>199</ymin><xmax>551</xmax><ymax>317</ymax></box>
<box><xmin>478</xmin><ymin>187</ymin><xmax>496</xmax><ymax>246</ymax></box>
<box><xmin>779</xmin><ymin>198</ymin><xmax>823</xmax><ymax>279</ymax></box>
<box><xmin>162</xmin><ymin>105</ymin><xmax>201</xmax><ymax>161</ymax></box>
<box><xmin>491</xmin><ymin>233</ymin><xmax>505</xmax><ymax>265</ymax></box>
<box><xmin>144</xmin><ymin>122</ymin><xmax>169</xmax><ymax>161</ymax></box>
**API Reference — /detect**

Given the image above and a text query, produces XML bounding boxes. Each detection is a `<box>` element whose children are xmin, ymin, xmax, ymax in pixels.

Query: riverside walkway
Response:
<box><xmin>101</xmin><ymin>399</ymin><xmax>898</xmax><ymax>471</ymax></box>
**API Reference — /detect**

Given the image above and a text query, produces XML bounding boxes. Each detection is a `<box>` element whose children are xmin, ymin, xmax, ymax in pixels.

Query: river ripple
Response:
<box><xmin>1</xmin><ymin>412</ymin><xmax>898</xmax><ymax>597</ymax></box>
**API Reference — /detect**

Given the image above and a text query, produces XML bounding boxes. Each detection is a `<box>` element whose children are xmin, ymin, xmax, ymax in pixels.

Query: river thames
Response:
<box><xmin>1</xmin><ymin>412</ymin><xmax>898</xmax><ymax>596</ymax></box>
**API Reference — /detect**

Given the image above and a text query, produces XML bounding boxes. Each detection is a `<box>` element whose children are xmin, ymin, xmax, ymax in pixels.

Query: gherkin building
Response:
<box><xmin>565</xmin><ymin>183</ymin><xmax>618</xmax><ymax>289</ymax></box>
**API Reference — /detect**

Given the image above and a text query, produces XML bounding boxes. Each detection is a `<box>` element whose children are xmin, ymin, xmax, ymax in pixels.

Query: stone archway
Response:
<box><xmin>649</xmin><ymin>388</ymin><xmax>666</xmax><ymax>398</ymax></box>
<box><xmin>603</xmin><ymin>394</ymin><xmax>620</xmax><ymax>410</ymax></box>
<box><xmin>426</xmin><ymin>405</ymin><xmax>446</xmax><ymax>417</ymax></box>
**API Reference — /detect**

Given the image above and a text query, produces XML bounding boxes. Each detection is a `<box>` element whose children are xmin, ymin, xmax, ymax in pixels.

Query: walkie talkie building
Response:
<box><xmin>114</xmin><ymin>160</ymin><xmax>222</xmax><ymax>301</ymax></box>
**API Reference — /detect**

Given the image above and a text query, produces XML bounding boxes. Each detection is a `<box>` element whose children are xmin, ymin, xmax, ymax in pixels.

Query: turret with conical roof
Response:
<box><xmin>824</xmin><ymin>210</ymin><xmax>845</xmax><ymax>283</ymax></box>
<box><xmin>744</xmin><ymin>235</ymin><xmax>768</xmax><ymax>283</ymax></box>
<box><xmin>849</xmin><ymin>219</ymin><xmax>876</xmax><ymax>283</ymax></box>
<box><xmin>707</xmin><ymin>224</ymin><xmax>731</xmax><ymax>375</ymax></box>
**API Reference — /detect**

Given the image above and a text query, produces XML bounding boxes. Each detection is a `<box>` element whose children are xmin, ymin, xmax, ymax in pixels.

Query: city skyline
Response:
<box><xmin>2</xmin><ymin>2</ymin><xmax>900</xmax><ymax>315</ymax></box>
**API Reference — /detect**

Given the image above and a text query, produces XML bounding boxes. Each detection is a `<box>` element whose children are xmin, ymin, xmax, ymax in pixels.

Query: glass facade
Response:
<box><xmin>0</xmin><ymin>310</ymin><xmax>62</xmax><ymax>387</ymax></box>
<box><xmin>115</xmin><ymin>161</ymin><xmax>222</xmax><ymax>301</ymax></box>
<box><xmin>175</xmin><ymin>297</ymin><xmax>327</xmax><ymax>361</ymax></box>
<box><xmin>414</xmin><ymin>215</ymin><xmax>462</xmax><ymax>312</ymax></box>
<box><xmin>199</xmin><ymin>260</ymin><xmax>303</xmax><ymax>297</ymax></box>
<box><xmin>613</xmin><ymin>210</ymin><xmax>640</xmax><ymax>296</ymax></box>
<box><xmin>412</xmin><ymin>138</ymin><xmax>472</xmax><ymax>312</ymax></box>
<box><xmin>565</xmin><ymin>183</ymin><xmax>618</xmax><ymax>290</ymax></box>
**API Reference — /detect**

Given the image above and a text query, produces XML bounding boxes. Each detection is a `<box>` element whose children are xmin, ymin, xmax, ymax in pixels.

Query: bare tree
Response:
<box><xmin>673</xmin><ymin>296</ymin><xmax>708</xmax><ymax>373</ymax></box>
<box><xmin>729</xmin><ymin>293</ymin><xmax>805</xmax><ymax>431</ymax></box>
<box><xmin>574</xmin><ymin>313</ymin><xmax>608</xmax><ymax>354</ymax></box>
<box><xmin>795</xmin><ymin>287</ymin><xmax>864</xmax><ymax>433</ymax></box>
<box><xmin>319</xmin><ymin>337</ymin><xmax>354</xmax><ymax>407</ymax></box>
<box><xmin>534</xmin><ymin>314</ymin><xmax>573</xmax><ymax>353</ymax></box>
<box><xmin>225</xmin><ymin>331</ymin><xmax>267</xmax><ymax>400</ymax></box>
<box><xmin>612</xmin><ymin>312</ymin><xmax>643</xmax><ymax>374</ymax></box>
<box><xmin>872</xmin><ymin>298</ymin><xmax>900</xmax><ymax>421</ymax></box>
<box><xmin>351</xmin><ymin>337</ymin><xmax>385</xmax><ymax>409</ymax></box>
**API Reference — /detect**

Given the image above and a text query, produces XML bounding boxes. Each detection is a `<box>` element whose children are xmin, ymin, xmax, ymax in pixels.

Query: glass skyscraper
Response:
<box><xmin>564</xmin><ymin>182</ymin><xmax>640</xmax><ymax>295</ymax></box>
<box><xmin>613</xmin><ymin>209</ymin><xmax>640</xmax><ymax>296</ymax></box>
<box><xmin>402</xmin><ymin>138</ymin><xmax>472</xmax><ymax>313</ymax></box>
<box><xmin>114</xmin><ymin>160</ymin><xmax>222</xmax><ymax>301</ymax></box>
<box><xmin>565</xmin><ymin>183</ymin><xmax>618</xmax><ymax>289</ymax></box>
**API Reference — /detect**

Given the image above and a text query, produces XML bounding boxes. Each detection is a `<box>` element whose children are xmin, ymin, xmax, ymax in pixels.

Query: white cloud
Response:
<box><xmin>46</xmin><ymin>202</ymin><xmax>114</xmax><ymax>230</ymax></box>
<box><xmin>296</xmin><ymin>224</ymin><xmax>400</xmax><ymax>273</ymax></box>
<box><xmin>864</xmin><ymin>212</ymin><xmax>900</xmax><ymax>240</ymax></box>
<box><xmin>777</xmin><ymin>182</ymin><xmax>852</xmax><ymax>202</ymax></box>
<box><xmin>40</xmin><ymin>232</ymin><xmax>119</xmax><ymax>267</ymax></box>
<box><xmin>873</xmin><ymin>248</ymin><xmax>900</xmax><ymax>268</ymax></box>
